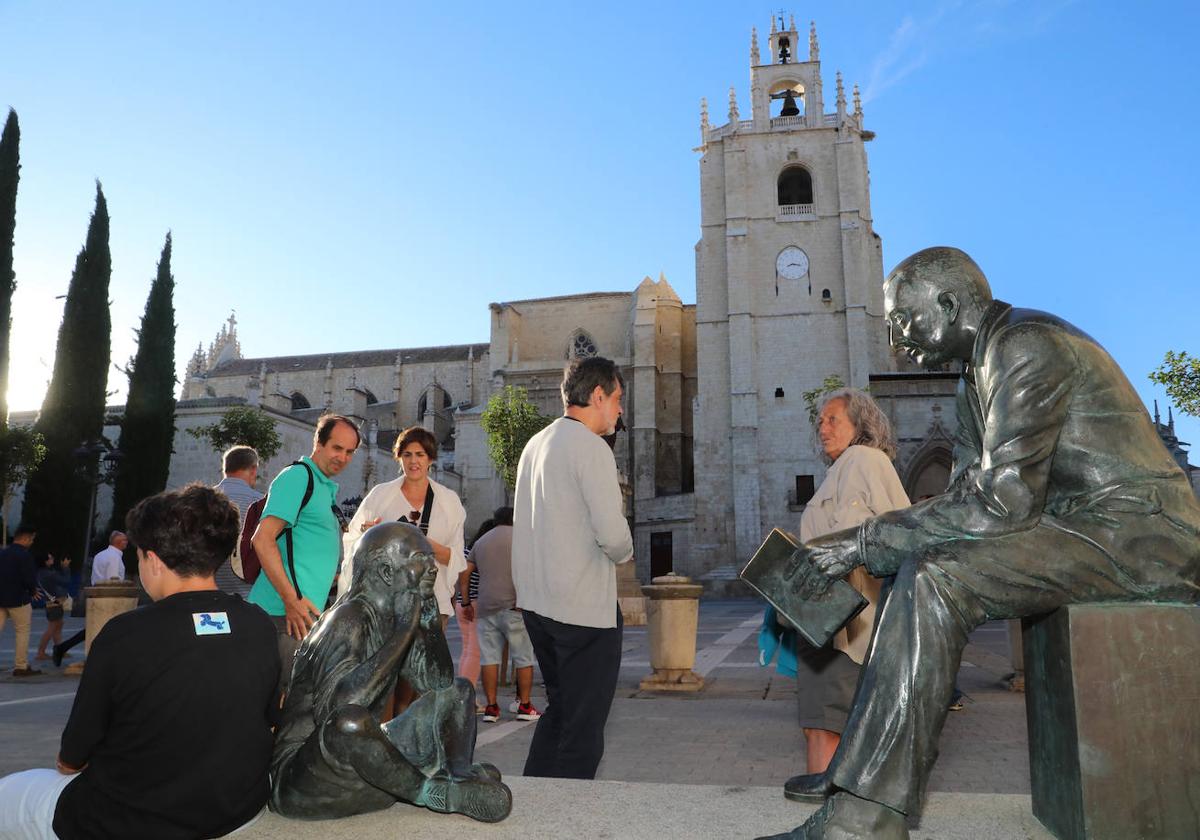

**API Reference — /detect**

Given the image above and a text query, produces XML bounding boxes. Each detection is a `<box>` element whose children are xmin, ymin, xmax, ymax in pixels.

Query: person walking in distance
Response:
<box><xmin>0</xmin><ymin>525</ymin><xmax>42</xmax><ymax>677</ymax></box>
<box><xmin>512</xmin><ymin>356</ymin><xmax>633</xmax><ymax>779</ymax></box>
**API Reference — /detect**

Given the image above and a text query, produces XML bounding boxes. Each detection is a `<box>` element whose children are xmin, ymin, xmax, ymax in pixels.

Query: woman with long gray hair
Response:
<box><xmin>761</xmin><ymin>388</ymin><xmax>910</xmax><ymax>795</ymax></box>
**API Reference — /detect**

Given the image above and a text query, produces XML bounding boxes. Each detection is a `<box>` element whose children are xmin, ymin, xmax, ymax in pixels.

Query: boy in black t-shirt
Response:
<box><xmin>0</xmin><ymin>484</ymin><xmax>280</xmax><ymax>840</ymax></box>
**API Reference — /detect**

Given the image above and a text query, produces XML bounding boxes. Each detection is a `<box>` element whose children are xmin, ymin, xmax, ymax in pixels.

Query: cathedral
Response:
<box><xmin>161</xmin><ymin>17</ymin><xmax>965</xmax><ymax>589</ymax></box>
<box><xmin>14</xmin><ymin>18</ymin><xmax>1187</xmax><ymax>587</ymax></box>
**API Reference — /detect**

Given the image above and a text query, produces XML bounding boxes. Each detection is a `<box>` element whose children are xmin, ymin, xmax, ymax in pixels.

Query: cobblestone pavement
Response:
<box><xmin>0</xmin><ymin>601</ymin><xmax>1030</xmax><ymax>799</ymax></box>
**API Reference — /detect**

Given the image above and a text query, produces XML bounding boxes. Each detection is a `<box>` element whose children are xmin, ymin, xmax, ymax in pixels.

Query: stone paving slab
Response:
<box><xmin>239</xmin><ymin>778</ymin><xmax>1055</xmax><ymax>840</ymax></box>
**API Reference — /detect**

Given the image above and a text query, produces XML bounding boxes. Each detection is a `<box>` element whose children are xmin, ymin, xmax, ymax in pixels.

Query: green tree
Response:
<box><xmin>802</xmin><ymin>374</ymin><xmax>847</xmax><ymax>424</ymax></box>
<box><xmin>1149</xmin><ymin>351</ymin><xmax>1200</xmax><ymax>418</ymax></box>
<box><xmin>22</xmin><ymin>183</ymin><xmax>113</xmax><ymax>561</ymax></box>
<box><xmin>0</xmin><ymin>109</ymin><xmax>19</xmax><ymax>425</ymax></box>
<box><xmin>187</xmin><ymin>405</ymin><xmax>282</xmax><ymax>463</ymax></box>
<box><xmin>0</xmin><ymin>425</ymin><xmax>45</xmax><ymax>541</ymax></box>
<box><xmin>110</xmin><ymin>233</ymin><xmax>177</xmax><ymax>541</ymax></box>
<box><xmin>480</xmin><ymin>385</ymin><xmax>553</xmax><ymax>490</ymax></box>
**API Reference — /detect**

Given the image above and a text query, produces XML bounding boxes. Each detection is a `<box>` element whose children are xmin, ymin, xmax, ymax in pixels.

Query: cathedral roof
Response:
<box><xmin>206</xmin><ymin>343</ymin><xmax>490</xmax><ymax>377</ymax></box>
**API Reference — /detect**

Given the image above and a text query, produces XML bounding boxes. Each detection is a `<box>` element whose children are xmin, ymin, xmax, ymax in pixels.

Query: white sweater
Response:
<box><xmin>511</xmin><ymin>417</ymin><xmax>633</xmax><ymax>629</ymax></box>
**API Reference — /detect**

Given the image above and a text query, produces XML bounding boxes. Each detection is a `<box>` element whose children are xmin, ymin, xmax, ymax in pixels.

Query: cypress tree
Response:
<box><xmin>0</xmin><ymin>109</ymin><xmax>19</xmax><ymax>424</ymax></box>
<box><xmin>110</xmin><ymin>233</ymin><xmax>176</xmax><ymax>545</ymax></box>
<box><xmin>22</xmin><ymin>183</ymin><xmax>112</xmax><ymax>560</ymax></box>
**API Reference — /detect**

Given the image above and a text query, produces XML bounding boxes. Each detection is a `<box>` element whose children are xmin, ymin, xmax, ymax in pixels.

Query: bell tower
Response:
<box><xmin>690</xmin><ymin>16</ymin><xmax>893</xmax><ymax>572</ymax></box>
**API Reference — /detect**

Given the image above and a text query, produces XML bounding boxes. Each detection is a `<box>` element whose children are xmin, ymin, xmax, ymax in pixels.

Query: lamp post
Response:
<box><xmin>73</xmin><ymin>440</ymin><xmax>123</xmax><ymax>567</ymax></box>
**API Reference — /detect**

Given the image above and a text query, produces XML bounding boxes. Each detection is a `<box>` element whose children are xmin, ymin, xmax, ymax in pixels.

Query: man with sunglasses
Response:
<box><xmin>250</xmin><ymin>414</ymin><xmax>359</xmax><ymax>689</ymax></box>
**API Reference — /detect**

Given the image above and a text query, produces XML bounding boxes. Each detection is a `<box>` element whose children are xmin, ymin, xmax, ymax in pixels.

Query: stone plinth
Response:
<box><xmin>80</xmin><ymin>582</ymin><xmax>140</xmax><ymax>659</ymax></box>
<box><xmin>616</xmin><ymin>561</ymin><xmax>646</xmax><ymax>626</ymax></box>
<box><xmin>1023</xmin><ymin>603</ymin><xmax>1200</xmax><ymax>840</ymax></box>
<box><xmin>639</xmin><ymin>574</ymin><xmax>704</xmax><ymax>692</ymax></box>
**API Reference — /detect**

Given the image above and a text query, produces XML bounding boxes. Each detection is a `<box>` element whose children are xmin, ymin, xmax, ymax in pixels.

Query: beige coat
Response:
<box><xmin>800</xmin><ymin>445</ymin><xmax>909</xmax><ymax>664</ymax></box>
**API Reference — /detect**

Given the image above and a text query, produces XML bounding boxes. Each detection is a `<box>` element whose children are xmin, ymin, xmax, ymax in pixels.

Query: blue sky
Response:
<box><xmin>3</xmin><ymin>1</ymin><xmax>1198</xmax><ymax>444</ymax></box>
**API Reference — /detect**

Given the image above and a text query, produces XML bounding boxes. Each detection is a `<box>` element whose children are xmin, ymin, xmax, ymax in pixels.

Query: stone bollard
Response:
<box><xmin>64</xmin><ymin>582</ymin><xmax>140</xmax><ymax>675</ymax></box>
<box><xmin>639</xmin><ymin>573</ymin><xmax>704</xmax><ymax>692</ymax></box>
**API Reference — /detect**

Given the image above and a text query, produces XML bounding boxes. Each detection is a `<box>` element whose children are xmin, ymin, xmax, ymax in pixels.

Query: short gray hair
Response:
<box><xmin>816</xmin><ymin>388</ymin><xmax>896</xmax><ymax>462</ymax></box>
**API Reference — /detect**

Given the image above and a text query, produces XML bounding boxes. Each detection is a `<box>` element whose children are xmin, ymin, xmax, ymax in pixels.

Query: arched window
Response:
<box><xmin>364</xmin><ymin>388</ymin><xmax>378</xmax><ymax>405</ymax></box>
<box><xmin>777</xmin><ymin>166</ymin><xmax>813</xmax><ymax>206</ymax></box>
<box><xmin>569</xmin><ymin>331</ymin><xmax>598</xmax><ymax>359</ymax></box>
<box><xmin>290</xmin><ymin>391</ymin><xmax>311</xmax><ymax>410</ymax></box>
<box><xmin>417</xmin><ymin>389</ymin><xmax>453</xmax><ymax>418</ymax></box>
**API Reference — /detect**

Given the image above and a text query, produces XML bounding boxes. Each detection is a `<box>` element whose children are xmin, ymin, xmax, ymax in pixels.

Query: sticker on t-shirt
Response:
<box><xmin>192</xmin><ymin>612</ymin><xmax>231</xmax><ymax>635</ymax></box>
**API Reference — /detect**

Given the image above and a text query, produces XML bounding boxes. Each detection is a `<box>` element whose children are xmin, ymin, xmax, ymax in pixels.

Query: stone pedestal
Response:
<box><xmin>617</xmin><ymin>561</ymin><xmax>647</xmax><ymax>626</ymax></box>
<box><xmin>1024</xmin><ymin>603</ymin><xmax>1200</xmax><ymax>840</ymax></box>
<box><xmin>71</xmin><ymin>582</ymin><xmax>140</xmax><ymax>672</ymax></box>
<box><xmin>639</xmin><ymin>574</ymin><xmax>704</xmax><ymax>692</ymax></box>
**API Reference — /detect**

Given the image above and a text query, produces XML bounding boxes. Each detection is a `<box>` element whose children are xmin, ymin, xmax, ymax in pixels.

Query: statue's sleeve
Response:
<box><xmin>308</xmin><ymin>608</ymin><xmax>374</xmax><ymax>722</ymax></box>
<box><xmin>859</xmin><ymin>322</ymin><xmax>1076</xmax><ymax>575</ymax></box>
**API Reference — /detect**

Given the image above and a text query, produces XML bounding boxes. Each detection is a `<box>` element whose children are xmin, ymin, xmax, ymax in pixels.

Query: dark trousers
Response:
<box><xmin>522</xmin><ymin>608</ymin><xmax>622</xmax><ymax>779</ymax></box>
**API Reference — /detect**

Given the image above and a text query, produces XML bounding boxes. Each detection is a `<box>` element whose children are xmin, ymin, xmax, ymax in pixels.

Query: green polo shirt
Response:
<box><xmin>247</xmin><ymin>457</ymin><xmax>340</xmax><ymax>617</ymax></box>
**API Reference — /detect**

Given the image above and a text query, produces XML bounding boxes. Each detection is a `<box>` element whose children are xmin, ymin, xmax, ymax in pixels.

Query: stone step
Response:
<box><xmin>240</xmin><ymin>778</ymin><xmax>1055</xmax><ymax>839</ymax></box>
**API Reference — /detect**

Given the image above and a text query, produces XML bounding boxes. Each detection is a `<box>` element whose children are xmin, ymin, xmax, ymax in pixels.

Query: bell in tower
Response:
<box><xmin>778</xmin><ymin>35</ymin><xmax>791</xmax><ymax>64</ymax></box>
<box><xmin>779</xmin><ymin>89</ymin><xmax>800</xmax><ymax>117</ymax></box>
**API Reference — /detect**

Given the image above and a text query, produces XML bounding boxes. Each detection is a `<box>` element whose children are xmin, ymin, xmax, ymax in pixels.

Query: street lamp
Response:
<box><xmin>73</xmin><ymin>440</ymin><xmax>123</xmax><ymax>566</ymax></box>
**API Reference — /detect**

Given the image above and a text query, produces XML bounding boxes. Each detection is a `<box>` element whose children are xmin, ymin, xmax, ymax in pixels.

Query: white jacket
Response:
<box><xmin>339</xmin><ymin>475</ymin><xmax>467</xmax><ymax>616</ymax></box>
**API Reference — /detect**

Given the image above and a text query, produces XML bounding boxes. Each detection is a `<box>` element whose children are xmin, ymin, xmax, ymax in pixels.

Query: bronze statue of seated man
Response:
<box><xmin>269</xmin><ymin>521</ymin><xmax>512</xmax><ymax>823</ymax></box>
<box><xmin>759</xmin><ymin>247</ymin><xmax>1200</xmax><ymax>839</ymax></box>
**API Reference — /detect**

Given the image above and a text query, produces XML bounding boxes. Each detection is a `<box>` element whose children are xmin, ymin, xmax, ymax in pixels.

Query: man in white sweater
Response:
<box><xmin>512</xmin><ymin>356</ymin><xmax>633</xmax><ymax>779</ymax></box>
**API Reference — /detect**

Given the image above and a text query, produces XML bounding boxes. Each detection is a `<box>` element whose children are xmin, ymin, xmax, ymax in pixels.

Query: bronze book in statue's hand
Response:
<box><xmin>740</xmin><ymin>528</ymin><xmax>868</xmax><ymax>648</ymax></box>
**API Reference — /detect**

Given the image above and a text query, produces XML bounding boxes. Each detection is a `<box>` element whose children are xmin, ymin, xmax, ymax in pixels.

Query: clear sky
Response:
<box><xmin>4</xmin><ymin>1</ymin><xmax>1198</xmax><ymax>445</ymax></box>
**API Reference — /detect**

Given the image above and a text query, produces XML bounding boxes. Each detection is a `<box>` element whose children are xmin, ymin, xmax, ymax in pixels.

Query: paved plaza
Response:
<box><xmin>0</xmin><ymin>600</ymin><xmax>1043</xmax><ymax>838</ymax></box>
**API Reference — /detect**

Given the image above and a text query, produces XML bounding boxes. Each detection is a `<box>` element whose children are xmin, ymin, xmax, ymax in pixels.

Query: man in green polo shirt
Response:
<box><xmin>249</xmin><ymin>414</ymin><xmax>359</xmax><ymax>684</ymax></box>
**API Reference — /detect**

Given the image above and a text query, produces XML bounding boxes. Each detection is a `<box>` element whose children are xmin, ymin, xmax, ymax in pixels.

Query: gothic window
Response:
<box><xmin>417</xmin><ymin>390</ymin><xmax>453</xmax><ymax>418</ymax></box>
<box><xmin>290</xmin><ymin>391</ymin><xmax>311</xmax><ymax>410</ymax></box>
<box><xmin>778</xmin><ymin>166</ymin><xmax>814</xmax><ymax>206</ymax></box>
<box><xmin>569</xmin><ymin>331</ymin><xmax>599</xmax><ymax>359</ymax></box>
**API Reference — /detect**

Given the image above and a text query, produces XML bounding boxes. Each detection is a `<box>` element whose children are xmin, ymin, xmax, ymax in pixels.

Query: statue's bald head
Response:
<box><xmin>885</xmin><ymin>247</ymin><xmax>993</xmax><ymax>312</ymax></box>
<box><xmin>883</xmin><ymin>247</ymin><xmax>993</xmax><ymax>369</ymax></box>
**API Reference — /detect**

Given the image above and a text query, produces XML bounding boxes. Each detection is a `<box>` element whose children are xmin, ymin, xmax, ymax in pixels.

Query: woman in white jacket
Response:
<box><xmin>339</xmin><ymin>426</ymin><xmax>466</xmax><ymax>630</ymax></box>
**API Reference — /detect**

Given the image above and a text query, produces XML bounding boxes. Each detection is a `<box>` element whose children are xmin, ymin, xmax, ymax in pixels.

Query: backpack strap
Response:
<box><xmin>282</xmin><ymin>460</ymin><xmax>316</xmax><ymax>601</ymax></box>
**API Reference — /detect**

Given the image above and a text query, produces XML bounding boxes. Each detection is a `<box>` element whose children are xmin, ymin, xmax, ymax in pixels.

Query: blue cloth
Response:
<box><xmin>757</xmin><ymin>605</ymin><xmax>799</xmax><ymax>678</ymax></box>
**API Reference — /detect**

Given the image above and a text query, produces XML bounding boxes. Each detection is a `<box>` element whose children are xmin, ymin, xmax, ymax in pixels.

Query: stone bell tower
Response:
<box><xmin>690</xmin><ymin>15</ymin><xmax>894</xmax><ymax>573</ymax></box>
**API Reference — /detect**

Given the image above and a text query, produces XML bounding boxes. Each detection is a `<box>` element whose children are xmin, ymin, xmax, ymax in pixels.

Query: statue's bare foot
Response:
<box><xmin>754</xmin><ymin>792</ymin><xmax>908</xmax><ymax>840</ymax></box>
<box><xmin>418</xmin><ymin>773</ymin><xmax>512</xmax><ymax>823</ymax></box>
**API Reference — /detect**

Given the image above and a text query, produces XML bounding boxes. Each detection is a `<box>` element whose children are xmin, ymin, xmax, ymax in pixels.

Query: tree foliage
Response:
<box><xmin>187</xmin><ymin>405</ymin><xmax>282</xmax><ymax>463</ymax></box>
<box><xmin>1149</xmin><ymin>351</ymin><xmax>1200</xmax><ymax>418</ymax></box>
<box><xmin>802</xmin><ymin>374</ymin><xmax>847</xmax><ymax>425</ymax></box>
<box><xmin>22</xmin><ymin>183</ymin><xmax>112</xmax><ymax>560</ymax></box>
<box><xmin>0</xmin><ymin>425</ymin><xmax>45</xmax><ymax>542</ymax></box>
<box><xmin>0</xmin><ymin>109</ymin><xmax>19</xmax><ymax>425</ymax></box>
<box><xmin>110</xmin><ymin>233</ymin><xmax>177</xmax><ymax>536</ymax></box>
<box><xmin>480</xmin><ymin>385</ymin><xmax>553</xmax><ymax>489</ymax></box>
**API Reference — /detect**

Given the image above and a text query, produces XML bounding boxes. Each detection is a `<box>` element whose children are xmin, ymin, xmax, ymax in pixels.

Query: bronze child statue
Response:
<box><xmin>270</xmin><ymin>521</ymin><xmax>512</xmax><ymax>823</ymax></box>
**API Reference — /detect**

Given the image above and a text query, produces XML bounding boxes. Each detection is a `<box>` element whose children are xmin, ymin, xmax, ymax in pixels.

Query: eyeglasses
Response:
<box><xmin>407</xmin><ymin>510</ymin><xmax>422</xmax><ymax>525</ymax></box>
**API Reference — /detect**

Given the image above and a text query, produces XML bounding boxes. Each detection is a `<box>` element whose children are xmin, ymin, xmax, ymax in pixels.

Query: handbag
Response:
<box><xmin>45</xmin><ymin>600</ymin><xmax>65</xmax><ymax>622</ymax></box>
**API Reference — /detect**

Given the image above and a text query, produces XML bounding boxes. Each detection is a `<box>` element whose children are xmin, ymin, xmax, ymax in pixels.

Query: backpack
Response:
<box><xmin>234</xmin><ymin>461</ymin><xmax>315</xmax><ymax>599</ymax></box>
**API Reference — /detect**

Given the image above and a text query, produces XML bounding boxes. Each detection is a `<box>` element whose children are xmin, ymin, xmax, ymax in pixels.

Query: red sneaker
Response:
<box><xmin>516</xmin><ymin>702</ymin><xmax>541</xmax><ymax>721</ymax></box>
<box><xmin>482</xmin><ymin>704</ymin><xmax>501</xmax><ymax>722</ymax></box>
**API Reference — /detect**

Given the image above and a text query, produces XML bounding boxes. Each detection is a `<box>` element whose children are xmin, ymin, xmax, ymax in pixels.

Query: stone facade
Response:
<box><xmin>7</xmin><ymin>16</ymin><xmax>1193</xmax><ymax>588</ymax></box>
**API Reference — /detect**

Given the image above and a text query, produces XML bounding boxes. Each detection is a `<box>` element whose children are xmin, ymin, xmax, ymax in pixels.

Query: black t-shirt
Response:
<box><xmin>54</xmin><ymin>590</ymin><xmax>280</xmax><ymax>839</ymax></box>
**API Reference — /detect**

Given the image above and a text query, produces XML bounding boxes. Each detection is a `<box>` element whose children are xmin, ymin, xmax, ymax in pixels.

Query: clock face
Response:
<box><xmin>776</xmin><ymin>247</ymin><xmax>809</xmax><ymax>280</ymax></box>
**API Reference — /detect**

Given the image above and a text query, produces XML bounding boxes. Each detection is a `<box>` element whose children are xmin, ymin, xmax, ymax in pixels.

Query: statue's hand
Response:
<box><xmin>795</xmin><ymin>542</ymin><xmax>862</xmax><ymax>599</ymax></box>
